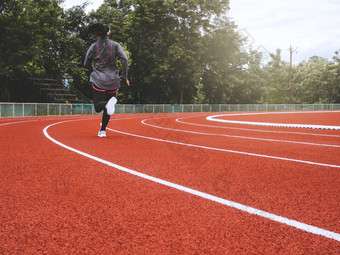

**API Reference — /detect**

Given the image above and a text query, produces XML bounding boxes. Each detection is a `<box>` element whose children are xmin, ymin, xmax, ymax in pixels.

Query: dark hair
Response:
<box><xmin>88</xmin><ymin>23</ymin><xmax>109</xmax><ymax>37</ymax></box>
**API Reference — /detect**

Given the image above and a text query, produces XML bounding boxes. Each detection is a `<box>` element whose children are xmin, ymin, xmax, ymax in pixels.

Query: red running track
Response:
<box><xmin>0</xmin><ymin>111</ymin><xmax>339</xmax><ymax>254</ymax></box>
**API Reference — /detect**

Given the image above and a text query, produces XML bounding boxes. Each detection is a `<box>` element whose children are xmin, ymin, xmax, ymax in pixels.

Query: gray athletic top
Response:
<box><xmin>84</xmin><ymin>38</ymin><xmax>128</xmax><ymax>90</ymax></box>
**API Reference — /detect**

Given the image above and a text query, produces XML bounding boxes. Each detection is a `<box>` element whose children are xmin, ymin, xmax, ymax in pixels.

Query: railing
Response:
<box><xmin>1</xmin><ymin>103</ymin><xmax>340</xmax><ymax>117</ymax></box>
<box><xmin>69</xmin><ymin>87</ymin><xmax>92</xmax><ymax>104</ymax></box>
<box><xmin>28</xmin><ymin>77</ymin><xmax>91</xmax><ymax>104</ymax></box>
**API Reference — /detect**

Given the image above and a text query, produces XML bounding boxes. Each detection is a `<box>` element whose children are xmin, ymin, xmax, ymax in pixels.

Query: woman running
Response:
<box><xmin>84</xmin><ymin>23</ymin><xmax>129</xmax><ymax>137</ymax></box>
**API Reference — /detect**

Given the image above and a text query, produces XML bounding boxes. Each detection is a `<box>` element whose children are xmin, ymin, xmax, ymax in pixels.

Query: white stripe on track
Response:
<box><xmin>176</xmin><ymin>117</ymin><xmax>340</xmax><ymax>138</ymax></box>
<box><xmin>0</xmin><ymin>120</ymin><xmax>38</xmax><ymax>126</ymax></box>
<box><xmin>107</xmin><ymin>127</ymin><xmax>340</xmax><ymax>169</ymax></box>
<box><xmin>207</xmin><ymin>111</ymin><xmax>340</xmax><ymax>130</ymax></box>
<box><xmin>142</xmin><ymin>118</ymin><xmax>340</xmax><ymax>148</ymax></box>
<box><xmin>0</xmin><ymin>116</ymin><xmax>98</xmax><ymax>127</ymax></box>
<box><xmin>43</xmin><ymin>119</ymin><xmax>340</xmax><ymax>242</ymax></box>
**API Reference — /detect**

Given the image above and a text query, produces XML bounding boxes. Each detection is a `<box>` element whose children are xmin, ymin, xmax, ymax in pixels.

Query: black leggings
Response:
<box><xmin>93</xmin><ymin>88</ymin><xmax>117</xmax><ymax>131</ymax></box>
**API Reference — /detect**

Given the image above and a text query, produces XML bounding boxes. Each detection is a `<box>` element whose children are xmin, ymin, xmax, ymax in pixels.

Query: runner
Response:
<box><xmin>84</xmin><ymin>23</ymin><xmax>129</xmax><ymax>137</ymax></box>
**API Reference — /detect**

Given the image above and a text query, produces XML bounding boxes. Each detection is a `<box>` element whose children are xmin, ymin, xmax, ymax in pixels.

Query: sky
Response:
<box><xmin>61</xmin><ymin>0</ymin><xmax>340</xmax><ymax>63</ymax></box>
<box><xmin>229</xmin><ymin>0</ymin><xmax>340</xmax><ymax>63</ymax></box>
<box><xmin>61</xmin><ymin>0</ymin><xmax>104</xmax><ymax>13</ymax></box>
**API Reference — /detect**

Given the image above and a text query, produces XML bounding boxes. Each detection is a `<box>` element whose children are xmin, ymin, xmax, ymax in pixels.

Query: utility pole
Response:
<box><xmin>288</xmin><ymin>45</ymin><xmax>297</xmax><ymax>104</ymax></box>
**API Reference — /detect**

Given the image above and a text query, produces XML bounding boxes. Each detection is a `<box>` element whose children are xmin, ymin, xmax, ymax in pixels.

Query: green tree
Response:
<box><xmin>61</xmin><ymin>4</ymin><xmax>92</xmax><ymax>99</ymax></box>
<box><xmin>329</xmin><ymin>50</ymin><xmax>340</xmax><ymax>103</ymax></box>
<box><xmin>125</xmin><ymin>0</ymin><xmax>179</xmax><ymax>103</ymax></box>
<box><xmin>231</xmin><ymin>48</ymin><xmax>267</xmax><ymax>104</ymax></box>
<box><xmin>263</xmin><ymin>49</ymin><xmax>290</xmax><ymax>103</ymax></box>
<box><xmin>0</xmin><ymin>0</ymin><xmax>65</xmax><ymax>101</ymax></box>
<box><xmin>124</xmin><ymin>0</ymin><xmax>239</xmax><ymax>104</ymax></box>
<box><xmin>201</xmin><ymin>22</ymin><xmax>244</xmax><ymax>104</ymax></box>
<box><xmin>294</xmin><ymin>56</ymin><xmax>337</xmax><ymax>103</ymax></box>
<box><xmin>166</xmin><ymin>0</ymin><xmax>233</xmax><ymax>104</ymax></box>
<box><xmin>5</xmin><ymin>0</ymin><xmax>338</xmax><ymax>106</ymax></box>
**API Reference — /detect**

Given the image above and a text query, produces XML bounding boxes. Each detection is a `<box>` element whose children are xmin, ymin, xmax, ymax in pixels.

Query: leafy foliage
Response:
<box><xmin>1</xmin><ymin>0</ymin><xmax>339</xmax><ymax>104</ymax></box>
<box><xmin>294</xmin><ymin>56</ymin><xmax>339</xmax><ymax>103</ymax></box>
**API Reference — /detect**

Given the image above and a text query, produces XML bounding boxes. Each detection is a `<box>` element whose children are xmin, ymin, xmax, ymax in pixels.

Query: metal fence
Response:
<box><xmin>1</xmin><ymin>102</ymin><xmax>340</xmax><ymax>117</ymax></box>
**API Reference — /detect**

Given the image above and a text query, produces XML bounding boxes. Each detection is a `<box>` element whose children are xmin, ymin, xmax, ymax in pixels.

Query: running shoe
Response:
<box><xmin>98</xmin><ymin>130</ymin><xmax>106</xmax><ymax>138</ymax></box>
<box><xmin>105</xmin><ymin>96</ymin><xmax>117</xmax><ymax>115</ymax></box>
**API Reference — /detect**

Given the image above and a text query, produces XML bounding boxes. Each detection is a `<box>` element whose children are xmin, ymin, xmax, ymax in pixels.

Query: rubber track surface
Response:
<box><xmin>0</xmin><ymin>112</ymin><xmax>339</xmax><ymax>254</ymax></box>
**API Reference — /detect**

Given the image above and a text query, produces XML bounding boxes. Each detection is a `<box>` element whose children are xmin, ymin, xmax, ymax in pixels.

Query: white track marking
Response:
<box><xmin>0</xmin><ymin>116</ymin><xmax>99</xmax><ymax>127</ymax></box>
<box><xmin>176</xmin><ymin>117</ymin><xmax>340</xmax><ymax>138</ymax></box>
<box><xmin>0</xmin><ymin>115</ymin><xmax>142</xmax><ymax>127</ymax></box>
<box><xmin>142</xmin><ymin>118</ymin><xmax>340</xmax><ymax>148</ymax></box>
<box><xmin>107</xmin><ymin>126</ymin><xmax>340</xmax><ymax>169</ymax></box>
<box><xmin>207</xmin><ymin>110</ymin><xmax>340</xmax><ymax>117</ymax></box>
<box><xmin>207</xmin><ymin>111</ymin><xmax>340</xmax><ymax>130</ymax></box>
<box><xmin>0</xmin><ymin>120</ymin><xmax>38</xmax><ymax>126</ymax></box>
<box><xmin>43</xmin><ymin>119</ymin><xmax>340</xmax><ymax>242</ymax></box>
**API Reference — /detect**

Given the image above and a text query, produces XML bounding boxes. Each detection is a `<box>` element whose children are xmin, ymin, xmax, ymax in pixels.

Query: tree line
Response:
<box><xmin>1</xmin><ymin>0</ymin><xmax>339</xmax><ymax>104</ymax></box>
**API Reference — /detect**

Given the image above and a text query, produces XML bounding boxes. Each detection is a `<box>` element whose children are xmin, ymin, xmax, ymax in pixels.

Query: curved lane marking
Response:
<box><xmin>43</xmin><ymin>119</ymin><xmax>340</xmax><ymax>242</ymax></box>
<box><xmin>141</xmin><ymin>118</ymin><xmax>340</xmax><ymax>148</ymax></box>
<box><xmin>0</xmin><ymin>120</ymin><xmax>38</xmax><ymax>126</ymax></box>
<box><xmin>176</xmin><ymin>117</ymin><xmax>340</xmax><ymax>138</ymax></box>
<box><xmin>108</xmin><ymin>126</ymin><xmax>340</xmax><ymax>168</ymax></box>
<box><xmin>206</xmin><ymin>111</ymin><xmax>340</xmax><ymax>130</ymax></box>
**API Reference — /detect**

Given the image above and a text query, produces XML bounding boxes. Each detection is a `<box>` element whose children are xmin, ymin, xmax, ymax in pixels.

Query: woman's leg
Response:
<box><xmin>93</xmin><ymin>88</ymin><xmax>110</xmax><ymax>132</ymax></box>
<box><xmin>93</xmin><ymin>89</ymin><xmax>107</xmax><ymax>113</ymax></box>
<box><xmin>93</xmin><ymin>87</ymin><xmax>117</xmax><ymax>132</ymax></box>
<box><xmin>101</xmin><ymin>108</ymin><xmax>110</xmax><ymax>131</ymax></box>
<box><xmin>101</xmin><ymin>92</ymin><xmax>117</xmax><ymax>131</ymax></box>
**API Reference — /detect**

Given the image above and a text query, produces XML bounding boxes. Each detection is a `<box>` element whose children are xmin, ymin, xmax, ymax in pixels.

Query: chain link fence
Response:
<box><xmin>1</xmin><ymin>102</ymin><xmax>340</xmax><ymax>117</ymax></box>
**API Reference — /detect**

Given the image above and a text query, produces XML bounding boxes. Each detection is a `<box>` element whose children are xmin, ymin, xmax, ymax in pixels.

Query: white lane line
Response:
<box><xmin>0</xmin><ymin>115</ymin><xmax>142</xmax><ymax>127</ymax></box>
<box><xmin>176</xmin><ymin>117</ymin><xmax>340</xmax><ymax>138</ymax></box>
<box><xmin>0</xmin><ymin>120</ymin><xmax>38</xmax><ymax>126</ymax></box>
<box><xmin>142</xmin><ymin>118</ymin><xmax>340</xmax><ymax>148</ymax></box>
<box><xmin>43</xmin><ymin>119</ymin><xmax>340</xmax><ymax>242</ymax></box>
<box><xmin>0</xmin><ymin>116</ymin><xmax>99</xmax><ymax>127</ymax></box>
<box><xmin>107</xmin><ymin>125</ymin><xmax>340</xmax><ymax>169</ymax></box>
<box><xmin>207</xmin><ymin>111</ymin><xmax>340</xmax><ymax>130</ymax></box>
